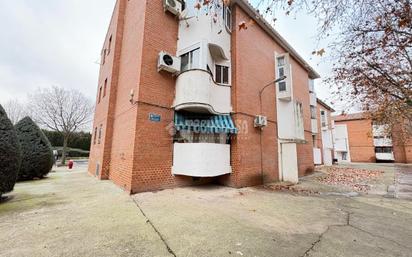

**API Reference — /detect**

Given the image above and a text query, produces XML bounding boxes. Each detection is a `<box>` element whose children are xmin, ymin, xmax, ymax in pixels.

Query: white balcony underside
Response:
<box><xmin>376</xmin><ymin>153</ymin><xmax>394</xmax><ymax>161</ymax></box>
<box><xmin>172</xmin><ymin>143</ymin><xmax>232</xmax><ymax>177</ymax></box>
<box><xmin>173</xmin><ymin>69</ymin><xmax>232</xmax><ymax>115</ymax></box>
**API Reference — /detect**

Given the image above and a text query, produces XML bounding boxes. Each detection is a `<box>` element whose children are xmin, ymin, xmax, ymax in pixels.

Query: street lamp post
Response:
<box><xmin>258</xmin><ymin>75</ymin><xmax>287</xmax><ymax>185</ymax></box>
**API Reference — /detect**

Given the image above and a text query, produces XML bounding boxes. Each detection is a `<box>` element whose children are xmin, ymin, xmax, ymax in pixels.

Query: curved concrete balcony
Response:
<box><xmin>172</xmin><ymin>143</ymin><xmax>232</xmax><ymax>177</ymax></box>
<box><xmin>173</xmin><ymin>69</ymin><xmax>232</xmax><ymax>115</ymax></box>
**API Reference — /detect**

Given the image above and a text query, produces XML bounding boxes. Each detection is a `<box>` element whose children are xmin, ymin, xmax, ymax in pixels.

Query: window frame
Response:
<box><xmin>320</xmin><ymin>109</ymin><xmax>327</xmax><ymax>127</ymax></box>
<box><xmin>180</xmin><ymin>47</ymin><xmax>200</xmax><ymax>72</ymax></box>
<box><xmin>215</xmin><ymin>64</ymin><xmax>229</xmax><ymax>85</ymax></box>
<box><xmin>276</xmin><ymin>56</ymin><xmax>288</xmax><ymax>92</ymax></box>
<box><xmin>224</xmin><ymin>6</ymin><xmax>232</xmax><ymax>32</ymax></box>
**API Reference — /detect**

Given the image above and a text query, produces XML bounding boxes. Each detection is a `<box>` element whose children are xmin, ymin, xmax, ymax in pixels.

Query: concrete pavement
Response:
<box><xmin>133</xmin><ymin>186</ymin><xmax>412</xmax><ymax>257</ymax></box>
<box><xmin>0</xmin><ymin>169</ymin><xmax>171</xmax><ymax>257</ymax></box>
<box><xmin>0</xmin><ymin>163</ymin><xmax>411</xmax><ymax>257</ymax></box>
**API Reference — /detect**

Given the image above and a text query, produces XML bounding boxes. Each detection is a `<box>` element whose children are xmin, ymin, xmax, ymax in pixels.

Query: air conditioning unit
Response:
<box><xmin>254</xmin><ymin>115</ymin><xmax>268</xmax><ymax>128</ymax></box>
<box><xmin>163</xmin><ymin>0</ymin><xmax>182</xmax><ymax>16</ymax></box>
<box><xmin>158</xmin><ymin>51</ymin><xmax>181</xmax><ymax>74</ymax></box>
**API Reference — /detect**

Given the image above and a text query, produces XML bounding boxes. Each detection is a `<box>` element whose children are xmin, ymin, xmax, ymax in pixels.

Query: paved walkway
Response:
<box><xmin>0</xmin><ymin>169</ymin><xmax>171</xmax><ymax>257</ymax></box>
<box><xmin>1</xmin><ymin>165</ymin><xmax>411</xmax><ymax>257</ymax></box>
<box><xmin>395</xmin><ymin>165</ymin><xmax>412</xmax><ymax>200</ymax></box>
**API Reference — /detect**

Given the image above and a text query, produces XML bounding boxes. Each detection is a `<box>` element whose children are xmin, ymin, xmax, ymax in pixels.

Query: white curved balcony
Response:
<box><xmin>172</xmin><ymin>143</ymin><xmax>232</xmax><ymax>177</ymax></box>
<box><xmin>173</xmin><ymin>69</ymin><xmax>232</xmax><ymax>115</ymax></box>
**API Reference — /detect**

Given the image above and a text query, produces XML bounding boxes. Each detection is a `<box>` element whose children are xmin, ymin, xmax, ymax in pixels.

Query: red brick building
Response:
<box><xmin>89</xmin><ymin>0</ymin><xmax>320</xmax><ymax>193</ymax></box>
<box><xmin>333</xmin><ymin>113</ymin><xmax>412</xmax><ymax>163</ymax></box>
<box><xmin>312</xmin><ymin>99</ymin><xmax>334</xmax><ymax>165</ymax></box>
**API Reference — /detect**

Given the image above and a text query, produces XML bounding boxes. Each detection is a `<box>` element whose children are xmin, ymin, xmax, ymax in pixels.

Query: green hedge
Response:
<box><xmin>43</xmin><ymin>130</ymin><xmax>91</xmax><ymax>151</ymax></box>
<box><xmin>15</xmin><ymin>117</ymin><xmax>54</xmax><ymax>180</ymax></box>
<box><xmin>53</xmin><ymin>147</ymin><xmax>89</xmax><ymax>158</ymax></box>
<box><xmin>0</xmin><ymin>105</ymin><xmax>21</xmax><ymax>196</ymax></box>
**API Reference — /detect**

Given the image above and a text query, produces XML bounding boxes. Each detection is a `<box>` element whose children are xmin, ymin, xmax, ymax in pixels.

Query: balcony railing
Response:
<box><xmin>172</xmin><ymin>143</ymin><xmax>232</xmax><ymax>177</ymax></box>
<box><xmin>173</xmin><ymin>69</ymin><xmax>232</xmax><ymax>115</ymax></box>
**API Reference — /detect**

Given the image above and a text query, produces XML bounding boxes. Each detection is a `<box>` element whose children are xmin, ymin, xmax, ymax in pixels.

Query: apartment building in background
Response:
<box><xmin>333</xmin><ymin>113</ymin><xmax>412</xmax><ymax>163</ymax></box>
<box><xmin>312</xmin><ymin>98</ymin><xmax>335</xmax><ymax>166</ymax></box>
<box><xmin>88</xmin><ymin>0</ymin><xmax>321</xmax><ymax>193</ymax></box>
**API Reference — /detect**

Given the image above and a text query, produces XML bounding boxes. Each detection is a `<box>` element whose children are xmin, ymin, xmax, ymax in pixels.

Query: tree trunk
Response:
<box><xmin>61</xmin><ymin>136</ymin><xmax>68</xmax><ymax>165</ymax></box>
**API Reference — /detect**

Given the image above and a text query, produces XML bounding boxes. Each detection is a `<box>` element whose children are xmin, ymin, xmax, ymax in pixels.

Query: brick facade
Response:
<box><xmin>333</xmin><ymin>114</ymin><xmax>411</xmax><ymax>163</ymax></box>
<box><xmin>89</xmin><ymin>0</ymin><xmax>318</xmax><ymax>193</ymax></box>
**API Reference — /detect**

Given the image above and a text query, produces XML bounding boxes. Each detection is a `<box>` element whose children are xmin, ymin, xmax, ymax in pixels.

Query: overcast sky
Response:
<box><xmin>0</xmin><ymin>0</ymin><xmax>332</xmax><ymax>106</ymax></box>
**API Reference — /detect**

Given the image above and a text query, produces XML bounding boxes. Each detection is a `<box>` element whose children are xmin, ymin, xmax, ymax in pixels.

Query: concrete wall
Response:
<box><xmin>172</xmin><ymin>143</ymin><xmax>232</xmax><ymax>177</ymax></box>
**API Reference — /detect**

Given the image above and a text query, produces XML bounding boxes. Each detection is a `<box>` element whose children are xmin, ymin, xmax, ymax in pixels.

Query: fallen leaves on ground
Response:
<box><xmin>263</xmin><ymin>183</ymin><xmax>320</xmax><ymax>196</ymax></box>
<box><xmin>316</xmin><ymin>167</ymin><xmax>384</xmax><ymax>192</ymax></box>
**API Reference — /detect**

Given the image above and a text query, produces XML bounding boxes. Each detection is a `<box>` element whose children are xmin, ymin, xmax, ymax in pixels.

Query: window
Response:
<box><xmin>98</xmin><ymin>125</ymin><xmax>103</xmax><ymax>144</ymax></box>
<box><xmin>276</xmin><ymin>56</ymin><xmax>287</xmax><ymax>91</ymax></box>
<box><xmin>93</xmin><ymin>127</ymin><xmax>97</xmax><ymax>145</ymax></box>
<box><xmin>215</xmin><ymin>65</ymin><xmax>229</xmax><ymax>84</ymax></box>
<box><xmin>98</xmin><ymin>86</ymin><xmax>102</xmax><ymax>103</ymax></box>
<box><xmin>107</xmin><ymin>35</ymin><xmax>112</xmax><ymax>55</ymax></box>
<box><xmin>375</xmin><ymin>147</ymin><xmax>393</xmax><ymax>153</ymax></box>
<box><xmin>312</xmin><ymin>135</ymin><xmax>317</xmax><ymax>147</ymax></box>
<box><xmin>342</xmin><ymin>152</ymin><xmax>347</xmax><ymax>160</ymax></box>
<box><xmin>103</xmin><ymin>78</ymin><xmax>108</xmax><ymax>97</ymax></box>
<box><xmin>310</xmin><ymin>106</ymin><xmax>317</xmax><ymax>119</ymax></box>
<box><xmin>224</xmin><ymin>7</ymin><xmax>232</xmax><ymax>32</ymax></box>
<box><xmin>320</xmin><ymin>110</ymin><xmax>327</xmax><ymax>127</ymax></box>
<box><xmin>180</xmin><ymin>48</ymin><xmax>200</xmax><ymax>72</ymax></box>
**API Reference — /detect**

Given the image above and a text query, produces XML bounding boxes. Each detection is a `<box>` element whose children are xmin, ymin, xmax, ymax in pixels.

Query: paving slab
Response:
<box><xmin>133</xmin><ymin>186</ymin><xmax>412</xmax><ymax>257</ymax></box>
<box><xmin>0</xmin><ymin>170</ymin><xmax>171</xmax><ymax>257</ymax></box>
<box><xmin>1</xmin><ymin>163</ymin><xmax>412</xmax><ymax>257</ymax></box>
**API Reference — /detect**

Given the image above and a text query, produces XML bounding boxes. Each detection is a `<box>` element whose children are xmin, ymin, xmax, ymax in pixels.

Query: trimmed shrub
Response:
<box><xmin>15</xmin><ymin>117</ymin><xmax>53</xmax><ymax>180</ymax></box>
<box><xmin>0</xmin><ymin>104</ymin><xmax>21</xmax><ymax>197</ymax></box>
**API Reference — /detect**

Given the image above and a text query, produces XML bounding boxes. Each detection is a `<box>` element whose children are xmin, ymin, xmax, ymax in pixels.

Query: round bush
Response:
<box><xmin>15</xmin><ymin>117</ymin><xmax>53</xmax><ymax>180</ymax></box>
<box><xmin>0</xmin><ymin>105</ymin><xmax>21</xmax><ymax>196</ymax></box>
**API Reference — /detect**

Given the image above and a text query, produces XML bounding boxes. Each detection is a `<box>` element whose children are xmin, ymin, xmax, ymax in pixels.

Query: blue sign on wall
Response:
<box><xmin>149</xmin><ymin>113</ymin><xmax>161</xmax><ymax>122</ymax></box>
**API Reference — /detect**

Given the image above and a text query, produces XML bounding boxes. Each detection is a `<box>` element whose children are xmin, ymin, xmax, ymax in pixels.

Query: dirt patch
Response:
<box><xmin>261</xmin><ymin>183</ymin><xmax>320</xmax><ymax>196</ymax></box>
<box><xmin>316</xmin><ymin>167</ymin><xmax>384</xmax><ymax>192</ymax></box>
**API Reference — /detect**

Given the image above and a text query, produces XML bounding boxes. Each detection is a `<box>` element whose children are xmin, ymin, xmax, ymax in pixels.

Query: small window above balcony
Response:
<box><xmin>180</xmin><ymin>47</ymin><xmax>200</xmax><ymax>72</ymax></box>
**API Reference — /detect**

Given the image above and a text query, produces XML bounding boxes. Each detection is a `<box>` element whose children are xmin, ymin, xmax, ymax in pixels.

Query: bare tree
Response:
<box><xmin>3</xmin><ymin>99</ymin><xmax>26</xmax><ymax>125</ymax></box>
<box><xmin>28</xmin><ymin>86</ymin><xmax>94</xmax><ymax>164</ymax></box>
<box><xmin>225</xmin><ymin>0</ymin><xmax>412</xmax><ymax>135</ymax></box>
<box><xmin>330</xmin><ymin>0</ymin><xmax>412</xmax><ymax>135</ymax></box>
